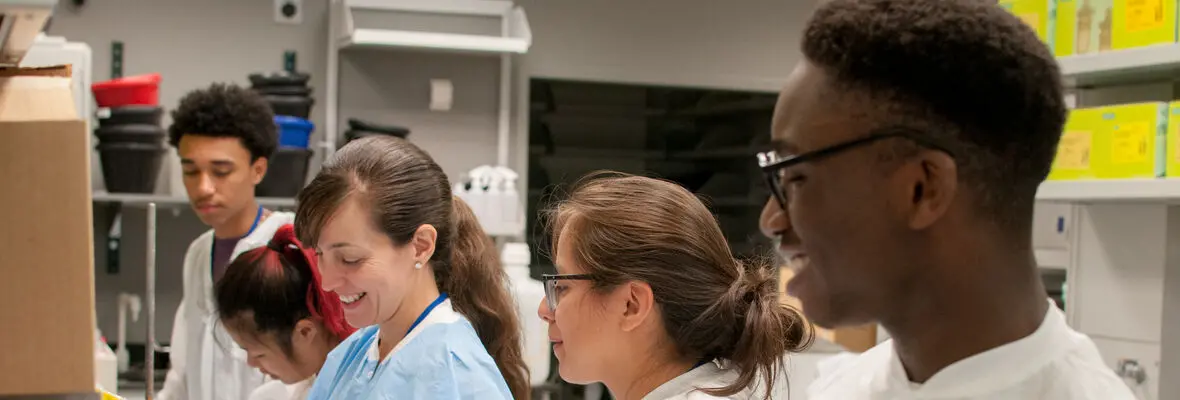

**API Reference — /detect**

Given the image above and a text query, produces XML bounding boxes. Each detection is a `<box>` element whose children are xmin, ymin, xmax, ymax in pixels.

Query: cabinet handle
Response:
<box><xmin>1056</xmin><ymin>216</ymin><xmax>1065</xmax><ymax>234</ymax></box>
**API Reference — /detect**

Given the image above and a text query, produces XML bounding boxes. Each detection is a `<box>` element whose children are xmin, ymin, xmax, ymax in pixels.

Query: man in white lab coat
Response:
<box><xmin>157</xmin><ymin>83</ymin><xmax>295</xmax><ymax>400</ymax></box>
<box><xmin>756</xmin><ymin>1</ymin><xmax>1137</xmax><ymax>399</ymax></box>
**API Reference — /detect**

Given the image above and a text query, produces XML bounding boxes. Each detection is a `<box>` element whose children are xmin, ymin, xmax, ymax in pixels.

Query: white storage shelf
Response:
<box><xmin>336</xmin><ymin>0</ymin><xmax>531</xmax><ymax>55</ymax></box>
<box><xmin>92</xmin><ymin>192</ymin><xmax>296</xmax><ymax>209</ymax></box>
<box><xmin>1036</xmin><ymin>179</ymin><xmax>1180</xmax><ymax>203</ymax></box>
<box><xmin>1059</xmin><ymin>43</ymin><xmax>1180</xmax><ymax>87</ymax></box>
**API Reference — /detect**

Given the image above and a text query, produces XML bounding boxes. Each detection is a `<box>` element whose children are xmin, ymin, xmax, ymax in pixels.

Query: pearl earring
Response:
<box><xmin>414</xmin><ymin>262</ymin><xmax>423</xmax><ymax>270</ymax></box>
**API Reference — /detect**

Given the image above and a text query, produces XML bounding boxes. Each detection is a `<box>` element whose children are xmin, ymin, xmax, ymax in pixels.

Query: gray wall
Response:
<box><xmin>50</xmin><ymin>0</ymin><xmax>812</xmax><ymax>344</ymax></box>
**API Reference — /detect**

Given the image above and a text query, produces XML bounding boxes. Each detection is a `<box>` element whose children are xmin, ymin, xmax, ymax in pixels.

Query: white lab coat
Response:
<box><xmin>806</xmin><ymin>301</ymin><xmax>1138</xmax><ymax>399</ymax></box>
<box><xmin>248</xmin><ymin>378</ymin><xmax>313</xmax><ymax>400</ymax></box>
<box><xmin>157</xmin><ymin>212</ymin><xmax>295</xmax><ymax>400</ymax></box>
<box><xmin>641</xmin><ymin>361</ymin><xmax>783</xmax><ymax>400</ymax></box>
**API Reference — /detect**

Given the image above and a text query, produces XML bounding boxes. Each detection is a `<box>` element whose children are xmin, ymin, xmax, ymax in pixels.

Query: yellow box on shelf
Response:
<box><xmin>1001</xmin><ymin>0</ymin><xmax>1056</xmax><ymax>45</ymax></box>
<box><xmin>1093</xmin><ymin>102</ymin><xmax>1168</xmax><ymax>179</ymax></box>
<box><xmin>1166</xmin><ymin>102</ymin><xmax>1180</xmax><ymax>177</ymax></box>
<box><xmin>1049</xmin><ymin>107</ymin><xmax>1103</xmax><ymax>180</ymax></box>
<box><xmin>1112</xmin><ymin>0</ymin><xmax>1178</xmax><ymax>50</ymax></box>
<box><xmin>1054</xmin><ymin>0</ymin><xmax>1114</xmax><ymax>56</ymax></box>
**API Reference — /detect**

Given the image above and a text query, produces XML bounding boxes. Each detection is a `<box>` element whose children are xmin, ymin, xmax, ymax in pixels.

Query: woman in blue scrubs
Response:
<box><xmin>294</xmin><ymin>136</ymin><xmax>529</xmax><ymax>400</ymax></box>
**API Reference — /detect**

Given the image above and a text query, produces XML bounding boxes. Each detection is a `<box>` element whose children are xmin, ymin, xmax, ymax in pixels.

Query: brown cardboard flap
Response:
<box><xmin>0</xmin><ymin>65</ymin><xmax>72</xmax><ymax>78</ymax></box>
<box><xmin>0</xmin><ymin>65</ymin><xmax>78</xmax><ymax>122</ymax></box>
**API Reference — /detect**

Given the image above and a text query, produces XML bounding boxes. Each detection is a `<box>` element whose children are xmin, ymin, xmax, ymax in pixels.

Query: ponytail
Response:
<box><xmin>697</xmin><ymin>259</ymin><xmax>811</xmax><ymax>398</ymax></box>
<box><xmin>215</xmin><ymin>224</ymin><xmax>356</xmax><ymax>357</ymax></box>
<box><xmin>439</xmin><ymin>196</ymin><xmax>530</xmax><ymax>400</ymax></box>
<box><xmin>268</xmin><ymin>224</ymin><xmax>356</xmax><ymax>341</ymax></box>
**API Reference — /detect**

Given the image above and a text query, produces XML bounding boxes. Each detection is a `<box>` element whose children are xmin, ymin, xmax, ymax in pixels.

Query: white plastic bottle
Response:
<box><xmin>94</xmin><ymin>328</ymin><xmax>118</xmax><ymax>393</ymax></box>
<box><xmin>501</xmin><ymin>243</ymin><xmax>550</xmax><ymax>386</ymax></box>
<box><xmin>500</xmin><ymin>170</ymin><xmax>522</xmax><ymax>236</ymax></box>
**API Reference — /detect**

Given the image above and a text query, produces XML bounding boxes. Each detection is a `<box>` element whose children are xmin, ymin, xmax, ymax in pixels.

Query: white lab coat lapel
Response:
<box><xmin>187</xmin><ymin>212</ymin><xmax>294</xmax><ymax>400</ymax></box>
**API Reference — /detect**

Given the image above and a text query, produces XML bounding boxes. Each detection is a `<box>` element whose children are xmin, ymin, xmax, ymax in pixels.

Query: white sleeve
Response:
<box><xmin>156</xmin><ymin>299</ymin><xmax>188</xmax><ymax>399</ymax></box>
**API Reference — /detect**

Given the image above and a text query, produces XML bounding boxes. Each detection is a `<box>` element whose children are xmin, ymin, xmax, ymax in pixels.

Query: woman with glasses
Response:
<box><xmin>538</xmin><ymin>172</ymin><xmax>813</xmax><ymax>400</ymax></box>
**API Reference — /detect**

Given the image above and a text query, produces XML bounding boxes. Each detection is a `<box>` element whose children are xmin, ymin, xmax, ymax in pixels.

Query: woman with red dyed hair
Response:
<box><xmin>215</xmin><ymin>224</ymin><xmax>355</xmax><ymax>400</ymax></box>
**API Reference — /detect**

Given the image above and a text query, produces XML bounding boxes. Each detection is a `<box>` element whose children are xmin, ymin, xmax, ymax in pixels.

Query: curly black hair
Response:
<box><xmin>802</xmin><ymin>0</ymin><xmax>1065</xmax><ymax>228</ymax></box>
<box><xmin>168</xmin><ymin>83</ymin><xmax>277</xmax><ymax>161</ymax></box>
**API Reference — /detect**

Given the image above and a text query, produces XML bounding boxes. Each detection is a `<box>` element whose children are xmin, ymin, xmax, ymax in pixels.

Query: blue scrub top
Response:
<box><xmin>307</xmin><ymin>299</ymin><xmax>513</xmax><ymax>400</ymax></box>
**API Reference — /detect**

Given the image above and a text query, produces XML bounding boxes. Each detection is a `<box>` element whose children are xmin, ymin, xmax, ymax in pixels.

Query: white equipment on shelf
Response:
<box><xmin>454</xmin><ymin>165</ymin><xmax>524</xmax><ymax>237</ymax></box>
<box><xmin>501</xmin><ymin>242</ymin><xmax>550</xmax><ymax>386</ymax></box>
<box><xmin>0</xmin><ymin>0</ymin><xmax>55</xmax><ymax>67</ymax></box>
<box><xmin>20</xmin><ymin>33</ymin><xmax>99</xmax><ymax>190</ymax></box>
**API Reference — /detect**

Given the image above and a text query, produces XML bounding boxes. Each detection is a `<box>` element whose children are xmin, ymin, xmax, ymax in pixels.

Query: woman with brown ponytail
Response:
<box><xmin>539</xmin><ymin>172</ymin><xmax>813</xmax><ymax>400</ymax></box>
<box><xmin>295</xmin><ymin>136</ymin><xmax>529</xmax><ymax>400</ymax></box>
<box><xmin>215</xmin><ymin>224</ymin><xmax>355</xmax><ymax>400</ymax></box>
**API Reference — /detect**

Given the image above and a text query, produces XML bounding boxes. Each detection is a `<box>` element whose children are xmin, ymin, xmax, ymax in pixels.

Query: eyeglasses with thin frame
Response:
<box><xmin>541</xmin><ymin>273</ymin><xmax>593</xmax><ymax>312</ymax></box>
<box><xmin>756</xmin><ymin>128</ymin><xmax>953</xmax><ymax>211</ymax></box>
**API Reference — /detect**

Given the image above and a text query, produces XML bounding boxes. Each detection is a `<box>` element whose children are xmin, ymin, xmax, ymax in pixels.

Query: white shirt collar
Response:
<box><xmin>872</xmin><ymin>300</ymin><xmax>1073</xmax><ymax>397</ymax></box>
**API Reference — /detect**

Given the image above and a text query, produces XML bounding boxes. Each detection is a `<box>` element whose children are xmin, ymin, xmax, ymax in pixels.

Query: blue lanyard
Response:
<box><xmin>210</xmin><ymin>205</ymin><xmax>265</xmax><ymax>268</ymax></box>
<box><xmin>406</xmin><ymin>293</ymin><xmax>449</xmax><ymax>335</ymax></box>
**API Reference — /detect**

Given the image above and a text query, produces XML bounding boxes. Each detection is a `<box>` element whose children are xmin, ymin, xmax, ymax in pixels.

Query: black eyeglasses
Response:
<box><xmin>541</xmin><ymin>274</ymin><xmax>593</xmax><ymax>312</ymax></box>
<box><xmin>756</xmin><ymin>129</ymin><xmax>952</xmax><ymax>211</ymax></box>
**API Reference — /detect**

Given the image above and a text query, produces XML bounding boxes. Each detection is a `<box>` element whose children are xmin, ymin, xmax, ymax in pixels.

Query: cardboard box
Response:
<box><xmin>0</xmin><ymin>65</ymin><xmax>97</xmax><ymax>396</ymax></box>
<box><xmin>1112</xmin><ymin>0</ymin><xmax>1178</xmax><ymax>50</ymax></box>
<box><xmin>778</xmin><ymin>267</ymin><xmax>878</xmax><ymax>353</ymax></box>
<box><xmin>1001</xmin><ymin>0</ymin><xmax>1056</xmax><ymax>45</ymax></box>
<box><xmin>1049</xmin><ymin>107</ymin><xmax>1103</xmax><ymax>180</ymax></box>
<box><xmin>1055</xmin><ymin>0</ymin><xmax>1115</xmax><ymax>56</ymax></box>
<box><xmin>1166</xmin><ymin>102</ymin><xmax>1180</xmax><ymax>177</ymax></box>
<box><xmin>1094</xmin><ymin>102</ymin><xmax>1168</xmax><ymax>179</ymax></box>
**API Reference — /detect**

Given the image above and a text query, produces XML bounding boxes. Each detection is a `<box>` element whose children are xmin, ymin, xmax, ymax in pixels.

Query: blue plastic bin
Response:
<box><xmin>275</xmin><ymin>115</ymin><xmax>314</xmax><ymax>148</ymax></box>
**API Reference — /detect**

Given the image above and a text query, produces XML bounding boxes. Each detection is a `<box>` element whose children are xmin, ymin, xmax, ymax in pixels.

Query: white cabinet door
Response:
<box><xmin>1073</xmin><ymin>204</ymin><xmax>1166</xmax><ymax>343</ymax></box>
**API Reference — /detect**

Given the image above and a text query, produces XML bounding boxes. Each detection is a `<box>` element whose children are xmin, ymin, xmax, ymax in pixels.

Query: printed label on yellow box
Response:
<box><xmin>1057</xmin><ymin>130</ymin><xmax>1092</xmax><ymax>170</ymax></box>
<box><xmin>1111</xmin><ymin>122</ymin><xmax>1151</xmax><ymax>164</ymax></box>
<box><xmin>1126</xmin><ymin>0</ymin><xmax>1165</xmax><ymax>32</ymax></box>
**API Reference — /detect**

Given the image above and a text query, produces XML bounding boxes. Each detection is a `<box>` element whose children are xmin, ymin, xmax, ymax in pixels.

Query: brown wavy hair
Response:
<box><xmin>547</xmin><ymin>172</ymin><xmax>812</xmax><ymax>398</ymax></box>
<box><xmin>294</xmin><ymin>136</ymin><xmax>529</xmax><ymax>399</ymax></box>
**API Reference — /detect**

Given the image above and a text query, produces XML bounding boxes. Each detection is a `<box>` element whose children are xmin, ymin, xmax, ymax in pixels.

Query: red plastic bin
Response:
<box><xmin>92</xmin><ymin>73</ymin><xmax>162</xmax><ymax>107</ymax></box>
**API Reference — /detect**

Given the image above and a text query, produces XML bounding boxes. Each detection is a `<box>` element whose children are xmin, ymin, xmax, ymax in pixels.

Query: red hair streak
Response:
<box><xmin>270</xmin><ymin>224</ymin><xmax>356</xmax><ymax>340</ymax></box>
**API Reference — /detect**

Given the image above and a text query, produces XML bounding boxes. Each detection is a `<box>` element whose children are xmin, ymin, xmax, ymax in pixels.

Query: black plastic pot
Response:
<box><xmin>254</xmin><ymin>85</ymin><xmax>312</xmax><ymax>97</ymax></box>
<box><xmin>264</xmin><ymin>95</ymin><xmax>314</xmax><ymax>119</ymax></box>
<box><xmin>249</xmin><ymin>71</ymin><xmax>311</xmax><ymax>88</ymax></box>
<box><xmin>94</xmin><ymin>124</ymin><xmax>166</xmax><ymax>145</ymax></box>
<box><xmin>256</xmin><ymin>148</ymin><xmax>312</xmax><ymax>197</ymax></box>
<box><xmin>347</xmin><ymin>118</ymin><xmax>410</xmax><ymax>136</ymax></box>
<box><xmin>98</xmin><ymin>142</ymin><xmax>166</xmax><ymax>194</ymax></box>
<box><xmin>99</xmin><ymin>105</ymin><xmax>164</xmax><ymax>127</ymax></box>
<box><xmin>337</xmin><ymin>119</ymin><xmax>411</xmax><ymax>148</ymax></box>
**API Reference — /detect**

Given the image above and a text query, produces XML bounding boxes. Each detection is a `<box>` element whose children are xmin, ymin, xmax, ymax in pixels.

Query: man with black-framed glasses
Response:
<box><xmin>757</xmin><ymin>0</ymin><xmax>1134</xmax><ymax>399</ymax></box>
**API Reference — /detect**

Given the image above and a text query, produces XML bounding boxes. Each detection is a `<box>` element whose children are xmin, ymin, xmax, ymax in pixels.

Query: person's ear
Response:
<box><xmin>293</xmin><ymin>319</ymin><xmax>318</xmax><ymax>345</ymax></box>
<box><xmin>411</xmin><ymin>224</ymin><xmax>438</xmax><ymax>263</ymax></box>
<box><xmin>251</xmin><ymin>156</ymin><xmax>269</xmax><ymax>185</ymax></box>
<box><xmin>894</xmin><ymin>150</ymin><xmax>957</xmax><ymax>230</ymax></box>
<box><xmin>619</xmin><ymin>281</ymin><xmax>656</xmax><ymax>332</ymax></box>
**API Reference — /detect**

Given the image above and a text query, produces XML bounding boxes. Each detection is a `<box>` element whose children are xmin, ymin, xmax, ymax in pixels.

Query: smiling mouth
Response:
<box><xmin>339</xmin><ymin>292</ymin><xmax>367</xmax><ymax>304</ymax></box>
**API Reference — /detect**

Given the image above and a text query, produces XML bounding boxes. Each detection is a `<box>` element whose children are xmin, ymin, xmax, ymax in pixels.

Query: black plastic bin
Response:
<box><xmin>94</xmin><ymin>124</ymin><xmax>166</xmax><ymax>145</ymax></box>
<box><xmin>264</xmin><ymin>95</ymin><xmax>314</xmax><ymax>119</ymax></box>
<box><xmin>98</xmin><ymin>142</ymin><xmax>166</xmax><ymax>194</ymax></box>
<box><xmin>99</xmin><ymin>105</ymin><xmax>164</xmax><ymax>127</ymax></box>
<box><xmin>337</xmin><ymin>118</ymin><xmax>411</xmax><ymax>148</ymax></box>
<box><xmin>249</xmin><ymin>71</ymin><xmax>311</xmax><ymax>88</ymax></box>
<box><xmin>255</xmin><ymin>86</ymin><xmax>312</xmax><ymax>97</ymax></box>
<box><xmin>256</xmin><ymin>148</ymin><xmax>312</xmax><ymax>197</ymax></box>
